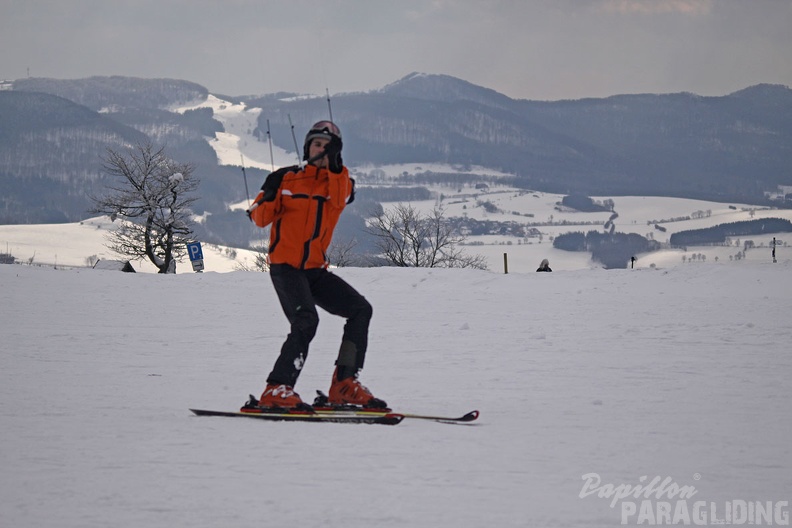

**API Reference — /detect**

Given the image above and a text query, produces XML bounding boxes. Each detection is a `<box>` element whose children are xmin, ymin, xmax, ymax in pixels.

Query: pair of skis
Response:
<box><xmin>190</xmin><ymin>392</ymin><xmax>479</xmax><ymax>426</ymax></box>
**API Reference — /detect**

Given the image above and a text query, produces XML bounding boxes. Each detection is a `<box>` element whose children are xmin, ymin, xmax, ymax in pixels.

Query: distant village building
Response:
<box><xmin>475</xmin><ymin>183</ymin><xmax>490</xmax><ymax>191</ymax></box>
<box><xmin>766</xmin><ymin>185</ymin><xmax>792</xmax><ymax>203</ymax></box>
<box><xmin>93</xmin><ymin>259</ymin><xmax>136</xmax><ymax>273</ymax></box>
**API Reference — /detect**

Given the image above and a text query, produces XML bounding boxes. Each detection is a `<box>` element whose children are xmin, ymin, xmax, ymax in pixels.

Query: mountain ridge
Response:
<box><xmin>1</xmin><ymin>73</ymin><xmax>790</xmax><ymax>248</ymax></box>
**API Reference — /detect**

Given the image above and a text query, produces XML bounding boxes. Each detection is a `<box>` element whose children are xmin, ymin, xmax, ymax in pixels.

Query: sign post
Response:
<box><xmin>186</xmin><ymin>242</ymin><xmax>204</xmax><ymax>272</ymax></box>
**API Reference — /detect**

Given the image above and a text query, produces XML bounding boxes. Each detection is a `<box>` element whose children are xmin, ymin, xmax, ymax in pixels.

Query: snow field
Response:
<box><xmin>2</xmin><ymin>261</ymin><xmax>791</xmax><ymax>527</ymax></box>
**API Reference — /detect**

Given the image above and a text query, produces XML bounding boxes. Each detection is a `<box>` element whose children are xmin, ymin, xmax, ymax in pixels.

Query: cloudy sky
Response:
<box><xmin>2</xmin><ymin>0</ymin><xmax>791</xmax><ymax>101</ymax></box>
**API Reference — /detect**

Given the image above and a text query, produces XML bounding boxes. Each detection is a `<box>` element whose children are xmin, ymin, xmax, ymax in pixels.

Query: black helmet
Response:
<box><xmin>303</xmin><ymin>121</ymin><xmax>341</xmax><ymax>161</ymax></box>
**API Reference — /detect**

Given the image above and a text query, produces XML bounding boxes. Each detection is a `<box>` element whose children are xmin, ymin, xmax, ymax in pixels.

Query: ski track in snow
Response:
<box><xmin>2</xmin><ymin>262</ymin><xmax>791</xmax><ymax>527</ymax></box>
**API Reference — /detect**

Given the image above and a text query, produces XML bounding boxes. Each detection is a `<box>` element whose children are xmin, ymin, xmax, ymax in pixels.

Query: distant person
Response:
<box><xmin>536</xmin><ymin>259</ymin><xmax>552</xmax><ymax>272</ymax></box>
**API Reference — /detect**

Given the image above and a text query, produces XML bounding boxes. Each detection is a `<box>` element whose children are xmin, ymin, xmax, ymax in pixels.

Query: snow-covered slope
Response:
<box><xmin>2</xmin><ymin>262</ymin><xmax>790</xmax><ymax>527</ymax></box>
<box><xmin>175</xmin><ymin>95</ymin><xmax>297</xmax><ymax>171</ymax></box>
<box><xmin>0</xmin><ymin>216</ymin><xmax>263</xmax><ymax>273</ymax></box>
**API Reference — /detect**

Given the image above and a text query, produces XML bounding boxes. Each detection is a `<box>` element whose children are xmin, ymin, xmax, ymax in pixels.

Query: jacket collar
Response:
<box><xmin>303</xmin><ymin>164</ymin><xmax>325</xmax><ymax>177</ymax></box>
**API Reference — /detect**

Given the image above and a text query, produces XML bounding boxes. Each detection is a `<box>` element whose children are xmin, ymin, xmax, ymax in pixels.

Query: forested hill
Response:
<box><xmin>249</xmin><ymin>74</ymin><xmax>792</xmax><ymax>203</ymax></box>
<box><xmin>2</xmin><ymin>74</ymin><xmax>790</xmax><ymax>239</ymax></box>
<box><xmin>0</xmin><ymin>91</ymin><xmax>148</xmax><ymax>223</ymax></box>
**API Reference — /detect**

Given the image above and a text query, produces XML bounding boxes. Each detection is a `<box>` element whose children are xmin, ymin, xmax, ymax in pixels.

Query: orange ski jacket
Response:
<box><xmin>249</xmin><ymin>164</ymin><xmax>353</xmax><ymax>269</ymax></box>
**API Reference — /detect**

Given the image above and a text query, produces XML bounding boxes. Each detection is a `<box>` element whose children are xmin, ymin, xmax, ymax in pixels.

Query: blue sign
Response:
<box><xmin>186</xmin><ymin>242</ymin><xmax>203</xmax><ymax>261</ymax></box>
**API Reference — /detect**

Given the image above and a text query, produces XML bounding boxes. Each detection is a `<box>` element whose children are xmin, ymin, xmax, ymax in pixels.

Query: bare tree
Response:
<box><xmin>237</xmin><ymin>238</ymin><xmax>362</xmax><ymax>271</ymax></box>
<box><xmin>235</xmin><ymin>244</ymin><xmax>269</xmax><ymax>272</ymax></box>
<box><xmin>367</xmin><ymin>203</ymin><xmax>487</xmax><ymax>269</ymax></box>
<box><xmin>91</xmin><ymin>143</ymin><xmax>198</xmax><ymax>273</ymax></box>
<box><xmin>328</xmin><ymin>237</ymin><xmax>359</xmax><ymax>267</ymax></box>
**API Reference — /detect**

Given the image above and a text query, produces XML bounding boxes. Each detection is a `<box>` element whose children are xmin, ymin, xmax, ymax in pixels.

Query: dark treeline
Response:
<box><xmin>560</xmin><ymin>194</ymin><xmax>614</xmax><ymax>212</ymax></box>
<box><xmin>670</xmin><ymin>218</ymin><xmax>792</xmax><ymax>247</ymax></box>
<box><xmin>554</xmin><ymin>230</ymin><xmax>660</xmax><ymax>269</ymax></box>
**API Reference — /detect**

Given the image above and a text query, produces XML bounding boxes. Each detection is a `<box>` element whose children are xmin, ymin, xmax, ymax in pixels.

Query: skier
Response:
<box><xmin>536</xmin><ymin>259</ymin><xmax>552</xmax><ymax>272</ymax></box>
<box><xmin>247</xmin><ymin>121</ymin><xmax>387</xmax><ymax>410</ymax></box>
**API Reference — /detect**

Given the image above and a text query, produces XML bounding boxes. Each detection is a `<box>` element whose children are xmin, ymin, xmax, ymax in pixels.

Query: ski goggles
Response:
<box><xmin>308</xmin><ymin>120</ymin><xmax>341</xmax><ymax>139</ymax></box>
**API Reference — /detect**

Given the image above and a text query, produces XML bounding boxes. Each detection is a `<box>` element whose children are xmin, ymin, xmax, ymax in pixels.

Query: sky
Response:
<box><xmin>2</xmin><ymin>0</ymin><xmax>791</xmax><ymax>101</ymax></box>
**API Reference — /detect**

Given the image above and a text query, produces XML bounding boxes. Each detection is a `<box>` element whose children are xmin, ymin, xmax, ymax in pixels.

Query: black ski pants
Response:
<box><xmin>267</xmin><ymin>264</ymin><xmax>372</xmax><ymax>387</ymax></box>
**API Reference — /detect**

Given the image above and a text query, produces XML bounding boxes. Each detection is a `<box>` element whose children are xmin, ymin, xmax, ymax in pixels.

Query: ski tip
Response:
<box><xmin>381</xmin><ymin>413</ymin><xmax>405</xmax><ymax>425</ymax></box>
<box><xmin>461</xmin><ymin>410</ymin><xmax>480</xmax><ymax>422</ymax></box>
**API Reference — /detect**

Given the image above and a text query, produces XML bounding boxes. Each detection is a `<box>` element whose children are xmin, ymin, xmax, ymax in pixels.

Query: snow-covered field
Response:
<box><xmin>0</xmin><ymin>216</ymin><xmax>264</xmax><ymax>273</ymax></box>
<box><xmin>426</xmin><ymin>191</ymin><xmax>792</xmax><ymax>272</ymax></box>
<box><xmin>2</xmin><ymin>261</ymin><xmax>791</xmax><ymax>528</ymax></box>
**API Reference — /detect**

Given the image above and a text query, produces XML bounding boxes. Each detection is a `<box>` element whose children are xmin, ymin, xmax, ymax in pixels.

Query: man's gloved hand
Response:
<box><xmin>325</xmin><ymin>134</ymin><xmax>344</xmax><ymax>173</ymax></box>
<box><xmin>260</xmin><ymin>181</ymin><xmax>279</xmax><ymax>202</ymax></box>
<box><xmin>260</xmin><ymin>169</ymin><xmax>285</xmax><ymax>202</ymax></box>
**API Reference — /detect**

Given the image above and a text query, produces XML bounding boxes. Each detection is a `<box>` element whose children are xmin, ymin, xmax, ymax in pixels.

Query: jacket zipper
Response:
<box><xmin>299</xmin><ymin>168</ymin><xmax>322</xmax><ymax>269</ymax></box>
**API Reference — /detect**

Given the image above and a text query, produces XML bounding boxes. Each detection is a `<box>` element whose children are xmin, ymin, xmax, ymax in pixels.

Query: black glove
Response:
<box><xmin>260</xmin><ymin>169</ymin><xmax>287</xmax><ymax>201</ymax></box>
<box><xmin>325</xmin><ymin>134</ymin><xmax>344</xmax><ymax>173</ymax></box>
<box><xmin>346</xmin><ymin>178</ymin><xmax>356</xmax><ymax>204</ymax></box>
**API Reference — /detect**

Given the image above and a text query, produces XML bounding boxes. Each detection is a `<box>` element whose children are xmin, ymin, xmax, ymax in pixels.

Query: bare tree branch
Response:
<box><xmin>328</xmin><ymin>237</ymin><xmax>359</xmax><ymax>268</ymax></box>
<box><xmin>235</xmin><ymin>244</ymin><xmax>269</xmax><ymax>272</ymax></box>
